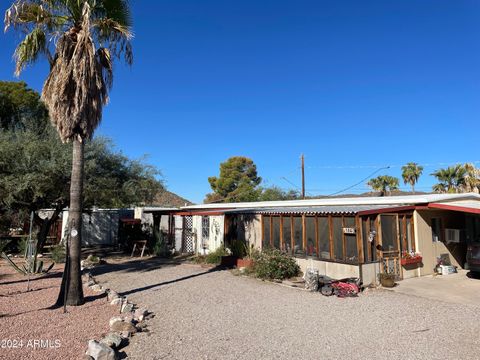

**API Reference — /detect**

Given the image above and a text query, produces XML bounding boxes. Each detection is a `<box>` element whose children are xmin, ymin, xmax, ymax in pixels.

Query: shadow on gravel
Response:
<box><xmin>0</xmin><ymin>271</ymin><xmax>63</xmax><ymax>286</ymax></box>
<box><xmin>90</xmin><ymin>257</ymin><xmax>185</xmax><ymax>277</ymax></box>
<box><xmin>118</xmin><ymin>266</ymin><xmax>223</xmax><ymax>297</ymax></box>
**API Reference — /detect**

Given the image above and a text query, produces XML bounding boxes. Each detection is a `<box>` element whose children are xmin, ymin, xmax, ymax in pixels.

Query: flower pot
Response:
<box><xmin>237</xmin><ymin>258</ymin><xmax>254</xmax><ymax>268</ymax></box>
<box><xmin>401</xmin><ymin>256</ymin><xmax>422</xmax><ymax>266</ymax></box>
<box><xmin>380</xmin><ymin>276</ymin><xmax>395</xmax><ymax>288</ymax></box>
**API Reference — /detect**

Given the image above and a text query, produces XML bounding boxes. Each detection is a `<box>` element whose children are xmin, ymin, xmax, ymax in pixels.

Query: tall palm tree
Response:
<box><xmin>401</xmin><ymin>162</ymin><xmax>423</xmax><ymax>194</ymax></box>
<box><xmin>367</xmin><ymin>175</ymin><xmax>399</xmax><ymax>196</ymax></box>
<box><xmin>5</xmin><ymin>0</ymin><xmax>133</xmax><ymax>306</ymax></box>
<box><xmin>431</xmin><ymin>165</ymin><xmax>466</xmax><ymax>193</ymax></box>
<box><xmin>462</xmin><ymin>163</ymin><xmax>480</xmax><ymax>193</ymax></box>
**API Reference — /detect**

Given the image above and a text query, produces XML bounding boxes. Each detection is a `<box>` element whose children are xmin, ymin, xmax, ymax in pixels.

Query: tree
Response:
<box><xmin>431</xmin><ymin>165</ymin><xmax>467</xmax><ymax>193</ymax></box>
<box><xmin>401</xmin><ymin>162</ymin><xmax>424</xmax><ymax>194</ymax></box>
<box><xmin>258</xmin><ymin>186</ymin><xmax>300</xmax><ymax>201</ymax></box>
<box><xmin>462</xmin><ymin>163</ymin><xmax>480</xmax><ymax>193</ymax></box>
<box><xmin>206</xmin><ymin>157</ymin><xmax>262</xmax><ymax>203</ymax></box>
<box><xmin>5</xmin><ymin>0</ymin><xmax>133</xmax><ymax>306</ymax></box>
<box><xmin>367</xmin><ymin>175</ymin><xmax>399</xmax><ymax>196</ymax></box>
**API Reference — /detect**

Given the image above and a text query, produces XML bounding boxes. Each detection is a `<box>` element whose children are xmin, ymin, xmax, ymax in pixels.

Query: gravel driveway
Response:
<box><xmin>93</xmin><ymin>258</ymin><xmax>479</xmax><ymax>360</ymax></box>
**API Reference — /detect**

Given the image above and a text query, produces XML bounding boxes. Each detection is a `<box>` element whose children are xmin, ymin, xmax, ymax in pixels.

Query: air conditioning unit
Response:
<box><xmin>445</xmin><ymin>229</ymin><xmax>460</xmax><ymax>244</ymax></box>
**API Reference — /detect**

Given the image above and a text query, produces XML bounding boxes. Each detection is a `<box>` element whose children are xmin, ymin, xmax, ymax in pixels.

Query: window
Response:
<box><xmin>318</xmin><ymin>217</ymin><xmax>330</xmax><ymax>259</ymax></box>
<box><xmin>305</xmin><ymin>217</ymin><xmax>317</xmax><ymax>257</ymax></box>
<box><xmin>381</xmin><ymin>215</ymin><xmax>398</xmax><ymax>252</ymax></box>
<box><xmin>201</xmin><ymin>216</ymin><xmax>209</xmax><ymax>247</ymax></box>
<box><xmin>406</xmin><ymin>217</ymin><xmax>413</xmax><ymax>252</ymax></box>
<box><xmin>293</xmin><ymin>217</ymin><xmax>303</xmax><ymax>256</ymax></box>
<box><xmin>431</xmin><ymin>218</ymin><xmax>442</xmax><ymax>242</ymax></box>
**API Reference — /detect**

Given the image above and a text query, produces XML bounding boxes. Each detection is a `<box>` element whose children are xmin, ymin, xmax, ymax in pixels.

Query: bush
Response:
<box><xmin>230</xmin><ymin>239</ymin><xmax>246</xmax><ymax>258</ymax></box>
<box><xmin>51</xmin><ymin>244</ymin><xmax>65</xmax><ymax>263</ymax></box>
<box><xmin>205</xmin><ymin>247</ymin><xmax>229</xmax><ymax>264</ymax></box>
<box><xmin>253</xmin><ymin>249</ymin><xmax>300</xmax><ymax>280</ymax></box>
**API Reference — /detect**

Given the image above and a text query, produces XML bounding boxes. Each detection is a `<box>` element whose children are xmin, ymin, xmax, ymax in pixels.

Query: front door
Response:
<box><xmin>380</xmin><ymin>214</ymin><xmax>402</xmax><ymax>279</ymax></box>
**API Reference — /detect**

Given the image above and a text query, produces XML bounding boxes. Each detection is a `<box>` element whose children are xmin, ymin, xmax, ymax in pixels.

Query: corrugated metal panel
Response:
<box><xmin>182</xmin><ymin>193</ymin><xmax>480</xmax><ymax>211</ymax></box>
<box><xmin>224</xmin><ymin>205</ymin><xmax>398</xmax><ymax>215</ymax></box>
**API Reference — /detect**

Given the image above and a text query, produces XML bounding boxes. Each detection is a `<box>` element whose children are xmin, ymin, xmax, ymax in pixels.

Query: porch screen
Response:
<box><xmin>282</xmin><ymin>217</ymin><xmax>292</xmax><ymax>253</ymax></box>
<box><xmin>381</xmin><ymin>215</ymin><xmax>398</xmax><ymax>252</ymax></box>
<box><xmin>272</xmin><ymin>217</ymin><xmax>281</xmax><ymax>249</ymax></box>
<box><xmin>263</xmin><ymin>216</ymin><xmax>271</xmax><ymax>248</ymax></box>
<box><xmin>305</xmin><ymin>217</ymin><xmax>317</xmax><ymax>257</ymax></box>
<box><xmin>318</xmin><ymin>217</ymin><xmax>330</xmax><ymax>259</ymax></box>
<box><xmin>344</xmin><ymin>217</ymin><xmax>358</xmax><ymax>263</ymax></box>
<box><xmin>332</xmin><ymin>217</ymin><xmax>343</xmax><ymax>261</ymax></box>
<box><xmin>293</xmin><ymin>217</ymin><xmax>303</xmax><ymax>256</ymax></box>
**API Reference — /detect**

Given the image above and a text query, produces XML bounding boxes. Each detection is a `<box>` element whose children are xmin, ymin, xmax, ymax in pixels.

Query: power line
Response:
<box><xmin>306</xmin><ymin>160</ymin><xmax>480</xmax><ymax>170</ymax></box>
<box><xmin>328</xmin><ymin>166</ymin><xmax>391</xmax><ymax>196</ymax></box>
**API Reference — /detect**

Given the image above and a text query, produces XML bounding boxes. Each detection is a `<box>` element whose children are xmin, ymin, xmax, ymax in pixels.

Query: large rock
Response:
<box><xmin>121</xmin><ymin>302</ymin><xmax>134</xmax><ymax>313</ymax></box>
<box><xmin>110</xmin><ymin>320</ymin><xmax>137</xmax><ymax>333</ymax></box>
<box><xmin>85</xmin><ymin>340</ymin><xmax>116</xmax><ymax>360</ymax></box>
<box><xmin>100</xmin><ymin>333</ymin><xmax>123</xmax><ymax>349</ymax></box>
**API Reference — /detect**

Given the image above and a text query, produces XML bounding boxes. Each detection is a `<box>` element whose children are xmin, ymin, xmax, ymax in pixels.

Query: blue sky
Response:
<box><xmin>1</xmin><ymin>0</ymin><xmax>479</xmax><ymax>203</ymax></box>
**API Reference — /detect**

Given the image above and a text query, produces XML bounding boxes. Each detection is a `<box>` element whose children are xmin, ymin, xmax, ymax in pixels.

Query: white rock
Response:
<box><xmin>109</xmin><ymin>317</ymin><xmax>123</xmax><ymax>327</ymax></box>
<box><xmin>110</xmin><ymin>297</ymin><xmax>122</xmax><ymax>306</ymax></box>
<box><xmin>85</xmin><ymin>340</ymin><xmax>116</xmax><ymax>360</ymax></box>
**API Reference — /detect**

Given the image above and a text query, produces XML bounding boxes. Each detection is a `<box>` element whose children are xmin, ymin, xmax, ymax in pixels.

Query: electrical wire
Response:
<box><xmin>327</xmin><ymin>166</ymin><xmax>391</xmax><ymax>196</ymax></box>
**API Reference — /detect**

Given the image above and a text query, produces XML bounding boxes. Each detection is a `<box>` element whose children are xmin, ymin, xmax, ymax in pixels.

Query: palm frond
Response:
<box><xmin>13</xmin><ymin>27</ymin><xmax>47</xmax><ymax>76</ymax></box>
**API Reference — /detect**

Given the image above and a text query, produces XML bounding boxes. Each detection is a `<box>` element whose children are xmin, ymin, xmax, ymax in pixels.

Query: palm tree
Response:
<box><xmin>431</xmin><ymin>165</ymin><xmax>466</xmax><ymax>193</ymax></box>
<box><xmin>462</xmin><ymin>163</ymin><xmax>480</xmax><ymax>193</ymax></box>
<box><xmin>5</xmin><ymin>0</ymin><xmax>133</xmax><ymax>306</ymax></box>
<box><xmin>401</xmin><ymin>162</ymin><xmax>423</xmax><ymax>194</ymax></box>
<box><xmin>367</xmin><ymin>175</ymin><xmax>399</xmax><ymax>196</ymax></box>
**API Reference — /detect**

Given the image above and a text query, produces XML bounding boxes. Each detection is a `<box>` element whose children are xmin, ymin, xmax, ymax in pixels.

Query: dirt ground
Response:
<box><xmin>0</xmin><ymin>259</ymin><xmax>117</xmax><ymax>360</ymax></box>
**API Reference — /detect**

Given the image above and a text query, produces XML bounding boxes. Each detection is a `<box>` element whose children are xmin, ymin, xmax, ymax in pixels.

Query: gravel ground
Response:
<box><xmin>94</xmin><ymin>257</ymin><xmax>480</xmax><ymax>360</ymax></box>
<box><xmin>0</xmin><ymin>260</ymin><xmax>117</xmax><ymax>360</ymax></box>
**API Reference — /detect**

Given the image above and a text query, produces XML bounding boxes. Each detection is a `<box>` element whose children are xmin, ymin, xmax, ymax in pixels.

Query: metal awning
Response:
<box><xmin>428</xmin><ymin>201</ymin><xmax>480</xmax><ymax>214</ymax></box>
<box><xmin>224</xmin><ymin>205</ymin><xmax>399</xmax><ymax>216</ymax></box>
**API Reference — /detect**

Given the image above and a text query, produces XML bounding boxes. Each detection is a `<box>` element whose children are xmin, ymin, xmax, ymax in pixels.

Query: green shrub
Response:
<box><xmin>205</xmin><ymin>247</ymin><xmax>229</xmax><ymax>264</ymax></box>
<box><xmin>51</xmin><ymin>244</ymin><xmax>65</xmax><ymax>263</ymax></box>
<box><xmin>152</xmin><ymin>229</ymin><xmax>170</xmax><ymax>257</ymax></box>
<box><xmin>253</xmin><ymin>249</ymin><xmax>300</xmax><ymax>280</ymax></box>
<box><xmin>0</xmin><ymin>239</ymin><xmax>10</xmax><ymax>254</ymax></box>
<box><xmin>230</xmin><ymin>239</ymin><xmax>246</xmax><ymax>258</ymax></box>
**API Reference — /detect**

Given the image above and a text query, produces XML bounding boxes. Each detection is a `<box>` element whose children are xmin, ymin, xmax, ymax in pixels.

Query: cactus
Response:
<box><xmin>1</xmin><ymin>251</ymin><xmax>54</xmax><ymax>276</ymax></box>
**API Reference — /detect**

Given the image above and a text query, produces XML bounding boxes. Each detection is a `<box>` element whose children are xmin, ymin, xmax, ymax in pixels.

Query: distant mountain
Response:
<box><xmin>310</xmin><ymin>190</ymin><xmax>430</xmax><ymax>199</ymax></box>
<box><xmin>152</xmin><ymin>190</ymin><xmax>193</xmax><ymax>207</ymax></box>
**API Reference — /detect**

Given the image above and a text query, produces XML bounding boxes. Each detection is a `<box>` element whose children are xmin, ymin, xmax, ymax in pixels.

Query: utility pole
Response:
<box><xmin>301</xmin><ymin>154</ymin><xmax>305</xmax><ymax>199</ymax></box>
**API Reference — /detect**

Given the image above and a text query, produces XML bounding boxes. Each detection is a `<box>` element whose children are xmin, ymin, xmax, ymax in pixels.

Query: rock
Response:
<box><xmin>110</xmin><ymin>320</ymin><xmax>137</xmax><ymax>333</ymax></box>
<box><xmin>107</xmin><ymin>290</ymin><xmax>119</xmax><ymax>302</ymax></box>
<box><xmin>123</xmin><ymin>314</ymin><xmax>134</xmax><ymax>324</ymax></box>
<box><xmin>82</xmin><ymin>355</ymin><xmax>94</xmax><ymax>360</ymax></box>
<box><xmin>109</xmin><ymin>317</ymin><xmax>123</xmax><ymax>327</ymax></box>
<box><xmin>85</xmin><ymin>340</ymin><xmax>116</xmax><ymax>360</ymax></box>
<box><xmin>100</xmin><ymin>333</ymin><xmax>123</xmax><ymax>349</ymax></box>
<box><xmin>134</xmin><ymin>308</ymin><xmax>148</xmax><ymax>321</ymax></box>
<box><xmin>118</xmin><ymin>331</ymin><xmax>131</xmax><ymax>339</ymax></box>
<box><xmin>37</xmin><ymin>254</ymin><xmax>43</xmax><ymax>258</ymax></box>
<box><xmin>90</xmin><ymin>284</ymin><xmax>103</xmax><ymax>292</ymax></box>
<box><xmin>110</xmin><ymin>297</ymin><xmax>123</xmax><ymax>306</ymax></box>
<box><xmin>121</xmin><ymin>302</ymin><xmax>134</xmax><ymax>313</ymax></box>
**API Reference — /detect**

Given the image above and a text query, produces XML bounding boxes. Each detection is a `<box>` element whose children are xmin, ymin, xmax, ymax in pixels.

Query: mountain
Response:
<box><xmin>152</xmin><ymin>190</ymin><xmax>193</xmax><ymax>207</ymax></box>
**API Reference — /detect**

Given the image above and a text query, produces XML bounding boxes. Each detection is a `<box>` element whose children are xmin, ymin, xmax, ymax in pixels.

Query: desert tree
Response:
<box><xmin>5</xmin><ymin>0</ymin><xmax>133</xmax><ymax>306</ymax></box>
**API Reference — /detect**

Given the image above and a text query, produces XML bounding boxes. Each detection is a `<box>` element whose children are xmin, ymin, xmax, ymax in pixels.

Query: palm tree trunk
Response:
<box><xmin>411</xmin><ymin>184</ymin><xmax>415</xmax><ymax>195</ymax></box>
<box><xmin>55</xmin><ymin>138</ymin><xmax>85</xmax><ymax>306</ymax></box>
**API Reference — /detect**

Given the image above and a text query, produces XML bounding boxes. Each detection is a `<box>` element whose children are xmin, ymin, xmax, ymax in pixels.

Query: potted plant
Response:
<box><xmin>400</xmin><ymin>251</ymin><xmax>422</xmax><ymax>266</ymax></box>
<box><xmin>237</xmin><ymin>243</ymin><xmax>257</xmax><ymax>268</ymax></box>
<box><xmin>379</xmin><ymin>272</ymin><xmax>396</xmax><ymax>288</ymax></box>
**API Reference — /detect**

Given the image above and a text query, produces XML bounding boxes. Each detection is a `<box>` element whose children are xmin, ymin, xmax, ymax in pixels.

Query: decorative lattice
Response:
<box><xmin>183</xmin><ymin>216</ymin><xmax>194</xmax><ymax>253</ymax></box>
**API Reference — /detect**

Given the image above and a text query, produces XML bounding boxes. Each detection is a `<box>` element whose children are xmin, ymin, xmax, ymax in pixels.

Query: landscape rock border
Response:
<box><xmin>83</xmin><ymin>268</ymin><xmax>154</xmax><ymax>360</ymax></box>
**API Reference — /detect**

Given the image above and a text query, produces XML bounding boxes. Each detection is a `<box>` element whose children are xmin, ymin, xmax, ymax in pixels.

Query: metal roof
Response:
<box><xmin>182</xmin><ymin>193</ymin><xmax>480</xmax><ymax>211</ymax></box>
<box><xmin>224</xmin><ymin>204</ymin><xmax>399</xmax><ymax>215</ymax></box>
